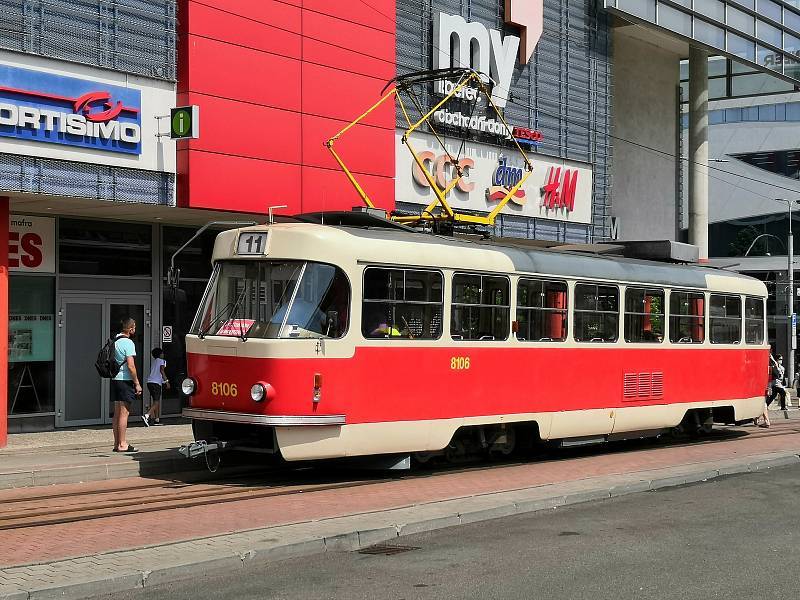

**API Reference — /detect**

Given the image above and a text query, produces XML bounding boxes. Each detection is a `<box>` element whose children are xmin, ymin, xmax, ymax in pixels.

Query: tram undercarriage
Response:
<box><xmin>184</xmin><ymin>403</ymin><xmax>748</xmax><ymax>471</ymax></box>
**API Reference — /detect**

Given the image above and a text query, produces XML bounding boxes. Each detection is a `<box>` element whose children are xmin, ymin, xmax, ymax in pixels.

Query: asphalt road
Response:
<box><xmin>97</xmin><ymin>464</ymin><xmax>800</xmax><ymax>600</ymax></box>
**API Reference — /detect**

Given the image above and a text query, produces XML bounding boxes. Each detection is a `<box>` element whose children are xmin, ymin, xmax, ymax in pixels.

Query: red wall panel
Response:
<box><xmin>302</xmin><ymin>114</ymin><xmax>394</xmax><ymax>176</ymax></box>
<box><xmin>301</xmin><ymin>166</ymin><xmax>394</xmax><ymax>214</ymax></box>
<box><xmin>302</xmin><ymin>11</ymin><xmax>394</xmax><ymax>79</ymax></box>
<box><xmin>187</xmin><ymin>2</ymin><xmax>301</xmax><ymax>59</ymax></box>
<box><xmin>186</xmin><ymin>93</ymin><xmax>302</xmax><ymax>164</ymax></box>
<box><xmin>204</xmin><ymin>0</ymin><xmax>302</xmax><ymax>31</ymax></box>
<box><xmin>185</xmin><ymin>151</ymin><xmax>302</xmax><ymax>214</ymax></box>
<box><xmin>301</xmin><ymin>62</ymin><xmax>394</xmax><ymax>128</ymax></box>
<box><xmin>185</xmin><ymin>36</ymin><xmax>301</xmax><ymax>110</ymax></box>
<box><xmin>303</xmin><ymin>0</ymin><xmax>396</xmax><ymax>33</ymax></box>
<box><xmin>179</xmin><ymin>1</ymin><xmax>397</xmax><ymax>214</ymax></box>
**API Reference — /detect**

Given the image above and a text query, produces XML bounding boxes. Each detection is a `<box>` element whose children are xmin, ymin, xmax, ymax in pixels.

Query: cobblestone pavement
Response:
<box><xmin>0</xmin><ymin>417</ymin><xmax>799</xmax><ymax>599</ymax></box>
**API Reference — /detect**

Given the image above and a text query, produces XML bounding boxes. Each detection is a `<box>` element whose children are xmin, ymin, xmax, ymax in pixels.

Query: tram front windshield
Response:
<box><xmin>191</xmin><ymin>260</ymin><xmax>350</xmax><ymax>339</ymax></box>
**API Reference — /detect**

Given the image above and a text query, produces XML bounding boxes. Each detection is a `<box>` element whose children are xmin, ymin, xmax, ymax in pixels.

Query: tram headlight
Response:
<box><xmin>251</xmin><ymin>383</ymin><xmax>266</xmax><ymax>402</ymax></box>
<box><xmin>181</xmin><ymin>377</ymin><xmax>197</xmax><ymax>396</ymax></box>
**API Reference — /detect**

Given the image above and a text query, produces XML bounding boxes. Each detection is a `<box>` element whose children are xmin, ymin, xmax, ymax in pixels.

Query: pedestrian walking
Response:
<box><xmin>767</xmin><ymin>354</ymin><xmax>788</xmax><ymax>411</ymax></box>
<box><xmin>111</xmin><ymin>317</ymin><xmax>141</xmax><ymax>452</ymax></box>
<box><xmin>142</xmin><ymin>347</ymin><xmax>169</xmax><ymax>426</ymax></box>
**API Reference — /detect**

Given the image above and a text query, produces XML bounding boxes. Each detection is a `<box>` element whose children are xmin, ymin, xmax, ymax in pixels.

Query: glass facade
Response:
<box><xmin>680</xmin><ymin>99</ymin><xmax>800</xmax><ymax>126</ymax></box>
<box><xmin>679</xmin><ymin>57</ymin><xmax>798</xmax><ymax>102</ymax></box>
<box><xmin>8</xmin><ymin>276</ymin><xmax>56</xmax><ymax>416</ymax></box>
<box><xmin>605</xmin><ymin>0</ymin><xmax>800</xmax><ymax>84</ymax></box>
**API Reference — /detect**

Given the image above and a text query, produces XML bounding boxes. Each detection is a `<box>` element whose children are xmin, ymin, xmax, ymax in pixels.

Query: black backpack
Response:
<box><xmin>95</xmin><ymin>337</ymin><xmax>121</xmax><ymax>378</ymax></box>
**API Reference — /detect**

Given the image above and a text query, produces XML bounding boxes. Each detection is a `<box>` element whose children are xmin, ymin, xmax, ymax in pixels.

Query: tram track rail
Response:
<box><xmin>0</xmin><ymin>474</ymin><xmax>388</xmax><ymax>531</ymax></box>
<box><xmin>2</xmin><ymin>422</ymin><xmax>798</xmax><ymax>532</ymax></box>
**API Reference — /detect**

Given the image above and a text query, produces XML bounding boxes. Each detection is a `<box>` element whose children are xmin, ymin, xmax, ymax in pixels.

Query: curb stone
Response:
<box><xmin>1</xmin><ymin>451</ymin><xmax>799</xmax><ymax>600</ymax></box>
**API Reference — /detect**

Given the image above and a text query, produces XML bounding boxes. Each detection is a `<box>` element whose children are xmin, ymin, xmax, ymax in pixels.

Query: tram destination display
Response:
<box><xmin>237</xmin><ymin>232</ymin><xmax>268</xmax><ymax>255</ymax></box>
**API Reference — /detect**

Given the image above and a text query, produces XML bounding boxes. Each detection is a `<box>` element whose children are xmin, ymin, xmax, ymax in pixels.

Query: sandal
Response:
<box><xmin>112</xmin><ymin>445</ymin><xmax>138</xmax><ymax>453</ymax></box>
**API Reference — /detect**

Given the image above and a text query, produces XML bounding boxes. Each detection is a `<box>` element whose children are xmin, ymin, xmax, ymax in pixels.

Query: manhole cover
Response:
<box><xmin>358</xmin><ymin>543</ymin><xmax>420</xmax><ymax>556</ymax></box>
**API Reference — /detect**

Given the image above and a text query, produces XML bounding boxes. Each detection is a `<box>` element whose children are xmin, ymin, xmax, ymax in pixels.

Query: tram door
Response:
<box><xmin>56</xmin><ymin>296</ymin><xmax>151</xmax><ymax>427</ymax></box>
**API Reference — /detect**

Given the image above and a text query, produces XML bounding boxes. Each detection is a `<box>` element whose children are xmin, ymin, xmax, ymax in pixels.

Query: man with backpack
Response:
<box><xmin>110</xmin><ymin>317</ymin><xmax>141</xmax><ymax>453</ymax></box>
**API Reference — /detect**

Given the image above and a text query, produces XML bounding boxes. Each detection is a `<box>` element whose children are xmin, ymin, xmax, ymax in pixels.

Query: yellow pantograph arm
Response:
<box><xmin>325</xmin><ymin>88</ymin><xmax>399</xmax><ymax>209</ymax></box>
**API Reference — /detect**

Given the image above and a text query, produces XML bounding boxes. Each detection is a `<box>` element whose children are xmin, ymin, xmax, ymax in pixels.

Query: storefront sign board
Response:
<box><xmin>0</xmin><ymin>63</ymin><xmax>142</xmax><ymax>155</ymax></box>
<box><xmin>9</xmin><ymin>215</ymin><xmax>55</xmax><ymax>273</ymax></box>
<box><xmin>396</xmin><ymin>132</ymin><xmax>594</xmax><ymax>224</ymax></box>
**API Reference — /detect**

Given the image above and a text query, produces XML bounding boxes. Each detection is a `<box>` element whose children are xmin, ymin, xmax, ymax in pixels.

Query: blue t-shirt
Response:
<box><xmin>113</xmin><ymin>335</ymin><xmax>137</xmax><ymax>381</ymax></box>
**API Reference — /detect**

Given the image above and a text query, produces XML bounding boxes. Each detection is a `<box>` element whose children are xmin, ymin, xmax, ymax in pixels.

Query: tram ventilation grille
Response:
<box><xmin>623</xmin><ymin>372</ymin><xmax>664</xmax><ymax>401</ymax></box>
<box><xmin>623</xmin><ymin>374</ymin><xmax>637</xmax><ymax>398</ymax></box>
<box><xmin>358</xmin><ymin>544</ymin><xmax>420</xmax><ymax>556</ymax></box>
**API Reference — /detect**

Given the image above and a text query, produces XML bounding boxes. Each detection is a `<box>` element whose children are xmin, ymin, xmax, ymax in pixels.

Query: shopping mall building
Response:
<box><xmin>2</xmin><ymin>0</ymin><xmax>799</xmax><ymax>444</ymax></box>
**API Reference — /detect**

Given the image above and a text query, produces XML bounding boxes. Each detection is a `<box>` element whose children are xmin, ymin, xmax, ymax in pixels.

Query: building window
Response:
<box><xmin>516</xmin><ymin>278</ymin><xmax>568</xmax><ymax>342</ymax></box>
<box><xmin>574</xmin><ymin>283</ymin><xmax>619</xmax><ymax>342</ymax></box>
<box><xmin>59</xmin><ymin>219</ymin><xmax>151</xmax><ymax>276</ymax></box>
<box><xmin>624</xmin><ymin>287</ymin><xmax>665</xmax><ymax>343</ymax></box>
<box><xmin>732</xmin><ymin>150</ymin><xmax>800</xmax><ymax>179</ymax></box>
<box><xmin>745</xmin><ymin>297</ymin><xmax>766</xmax><ymax>344</ymax></box>
<box><xmin>362</xmin><ymin>268</ymin><xmax>442</xmax><ymax>339</ymax></box>
<box><xmin>451</xmin><ymin>273</ymin><xmax>510</xmax><ymax>341</ymax></box>
<box><xmin>669</xmin><ymin>291</ymin><xmax>705</xmax><ymax>343</ymax></box>
<box><xmin>710</xmin><ymin>294</ymin><xmax>742</xmax><ymax>344</ymax></box>
<box><xmin>8</xmin><ymin>276</ymin><xmax>55</xmax><ymax>415</ymax></box>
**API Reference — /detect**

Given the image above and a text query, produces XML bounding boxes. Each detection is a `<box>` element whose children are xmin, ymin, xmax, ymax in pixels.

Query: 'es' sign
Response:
<box><xmin>9</xmin><ymin>215</ymin><xmax>55</xmax><ymax>273</ymax></box>
<box><xmin>541</xmin><ymin>167</ymin><xmax>578</xmax><ymax>211</ymax></box>
<box><xmin>0</xmin><ymin>64</ymin><xmax>142</xmax><ymax>155</ymax></box>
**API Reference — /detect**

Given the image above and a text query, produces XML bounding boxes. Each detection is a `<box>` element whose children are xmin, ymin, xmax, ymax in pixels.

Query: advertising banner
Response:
<box><xmin>9</xmin><ymin>314</ymin><xmax>54</xmax><ymax>363</ymax></box>
<box><xmin>0</xmin><ymin>63</ymin><xmax>141</xmax><ymax>155</ymax></box>
<box><xmin>395</xmin><ymin>132</ymin><xmax>594</xmax><ymax>224</ymax></box>
<box><xmin>9</xmin><ymin>215</ymin><xmax>55</xmax><ymax>273</ymax></box>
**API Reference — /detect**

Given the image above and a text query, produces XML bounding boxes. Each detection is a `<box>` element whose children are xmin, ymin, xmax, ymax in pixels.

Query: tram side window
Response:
<box><xmin>624</xmin><ymin>287</ymin><xmax>665</xmax><ymax>343</ymax></box>
<box><xmin>451</xmin><ymin>273</ymin><xmax>510</xmax><ymax>341</ymax></box>
<box><xmin>361</xmin><ymin>267</ymin><xmax>443</xmax><ymax>339</ymax></box>
<box><xmin>709</xmin><ymin>294</ymin><xmax>742</xmax><ymax>344</ymax></box>
<box><xmin>516</xmin><ymin>278</ymin><xmax>567</xmax><ymax>342</ymax></box>
<box><xmin>744</xmin><ymin>297</ymin><xmax>765</xmax><ymax>344</ymax></box>
<box><xmin>669</xmin><ymin>291</ymin><xmax>705</xmax><ymax>343</ymax></box>
<box><xmin>573</xmin><ymin>283</ymin><xmax>618</xmax><ymax>342</ymax></box>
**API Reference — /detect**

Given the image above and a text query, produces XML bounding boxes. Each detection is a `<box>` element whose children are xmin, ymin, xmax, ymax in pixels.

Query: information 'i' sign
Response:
<box><xmin>170</xmin><ymin>105</ymin><xmax>200</xmax><ymax>139</ymax></box>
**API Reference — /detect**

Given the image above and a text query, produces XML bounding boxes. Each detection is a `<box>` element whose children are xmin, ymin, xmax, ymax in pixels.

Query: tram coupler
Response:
<box><xmin>178</xmin><ymin>439</ymin><xmax>229</xmax><ymax>459</ymax></box>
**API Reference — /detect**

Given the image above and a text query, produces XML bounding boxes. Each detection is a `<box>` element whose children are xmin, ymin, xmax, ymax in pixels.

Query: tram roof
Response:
<box><xmin>213</xmin><ymin>222</ymin><xmax>766</xmax><ymax>295</ymax></box>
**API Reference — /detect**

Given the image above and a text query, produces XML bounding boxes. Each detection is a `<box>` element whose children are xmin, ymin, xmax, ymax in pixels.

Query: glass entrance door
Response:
<box><xmin>57</xmin><ymin>296</ymin><xmax>151</xmax><ymax>427</ymax></box>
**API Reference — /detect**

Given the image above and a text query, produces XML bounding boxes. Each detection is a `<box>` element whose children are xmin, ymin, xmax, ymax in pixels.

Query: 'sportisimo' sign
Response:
<box><xmin>0</xmin><ymin>64</ymin><xmax>141</xmax><ymax>155</ymax></box>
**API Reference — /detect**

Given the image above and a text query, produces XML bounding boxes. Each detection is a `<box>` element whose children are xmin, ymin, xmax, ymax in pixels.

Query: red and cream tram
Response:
<box><xmin>181</xmin><ymin>214</ymin><xmax>769</xmax><ymax>464</ymax></box>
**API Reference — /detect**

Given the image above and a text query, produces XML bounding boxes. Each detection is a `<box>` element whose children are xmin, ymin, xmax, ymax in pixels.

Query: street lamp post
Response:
<box><xmin>743</xmin><ymin>207</ymin><xmax>796</xmax><ymax>392</ymax></box>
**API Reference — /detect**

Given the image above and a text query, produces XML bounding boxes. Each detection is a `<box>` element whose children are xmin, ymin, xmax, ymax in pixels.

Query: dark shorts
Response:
<box><xmin>111</xmin><ymin>379</ymin><xmax>136</xmax><ymax>405</ymax></box>
<box><xmin>147</xmin><ymin>382</ymin><xmax>162</xmax><ymax>403</ymax></box>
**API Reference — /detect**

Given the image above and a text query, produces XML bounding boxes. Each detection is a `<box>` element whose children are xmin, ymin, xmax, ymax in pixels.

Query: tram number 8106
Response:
<box><xmin>450</xmin><ymin>356</ymin><xmax>470</xmax><ymax>370</ymax></box>
<box><xmin>211</xmin><ymin>382</ymin><xmax>238</xmax><ymax>397</ymax></box>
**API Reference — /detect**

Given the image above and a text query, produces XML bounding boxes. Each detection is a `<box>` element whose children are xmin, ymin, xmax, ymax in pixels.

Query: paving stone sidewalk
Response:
<box><xmin>1</xmin><ymin>442</ymin><xmax>799</xmax><ymax>599</ymax></box>
<box><xmin>0</xmin><ymin>424</ymin><xmax>197</xmax><ymax>489</ymax></box>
